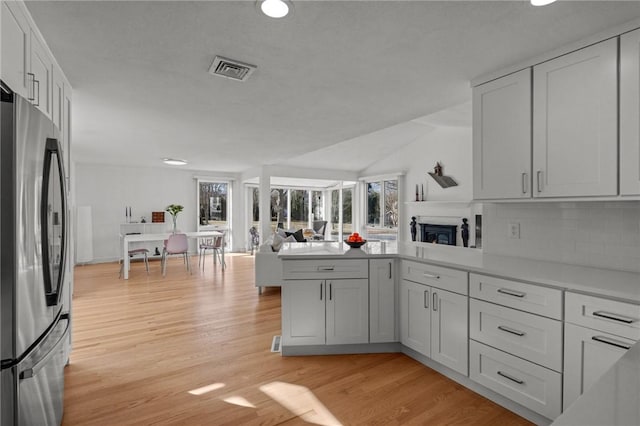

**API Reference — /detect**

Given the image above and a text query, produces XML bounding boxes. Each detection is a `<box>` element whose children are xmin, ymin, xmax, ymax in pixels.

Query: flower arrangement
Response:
<box><xmin>166</xmin><ymin>204</ymin><xmax>184</xmax><ymax>233</ymax></box>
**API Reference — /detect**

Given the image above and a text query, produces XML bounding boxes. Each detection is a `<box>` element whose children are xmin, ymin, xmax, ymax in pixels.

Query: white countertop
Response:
<box><xmin>551</xmin><ymin>340</ymin><xmax>640</xmax><ymax>426</ymax></box>
<box><xmin>279</xmin><ymin>241</ymin><xmax>640</xmax><ymax>302</ymax></box>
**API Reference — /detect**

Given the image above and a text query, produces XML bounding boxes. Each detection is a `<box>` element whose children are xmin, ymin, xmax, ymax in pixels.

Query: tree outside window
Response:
<box><xmin>199</xmin><ymin>182</ymin><xmax>228</xmax><ymax>226</ymax></box>
<box><xmin>366</xmin><ymin>179</ymin><xmax>397</xmax><ymax>240</ymax></box>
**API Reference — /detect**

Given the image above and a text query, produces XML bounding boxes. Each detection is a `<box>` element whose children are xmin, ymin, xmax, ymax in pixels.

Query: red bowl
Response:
<box><xmin>344</xmin><ymin>239</ymin><xmax>367</xmax><ymax>248</ymax></box>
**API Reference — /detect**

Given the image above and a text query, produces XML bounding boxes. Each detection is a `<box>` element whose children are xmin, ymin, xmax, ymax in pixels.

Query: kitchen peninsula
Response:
<box><xmin>278</xmin><ymin>241</ymin><xmax>640</xmax><ymax>425</ymax></box>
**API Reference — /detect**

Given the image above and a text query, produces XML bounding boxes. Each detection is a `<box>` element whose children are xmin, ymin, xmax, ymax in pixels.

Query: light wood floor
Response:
<box><xmin>64</xmin><ymin>254</ymin><xmax>532</xmax><ymax>426</ymax></box>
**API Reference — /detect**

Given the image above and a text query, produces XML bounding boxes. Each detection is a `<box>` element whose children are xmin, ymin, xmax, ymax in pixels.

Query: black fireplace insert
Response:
<box><xmin>419</xmin><ymin>223</ymin><xmax>457</xmax><ymax>246</ymax></box>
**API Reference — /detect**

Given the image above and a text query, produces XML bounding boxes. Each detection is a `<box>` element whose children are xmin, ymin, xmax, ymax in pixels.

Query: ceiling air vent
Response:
<box><xmin>208</xmin><ymin>56</ymin><xmax>256</xmax><ymax>82</ymax></box>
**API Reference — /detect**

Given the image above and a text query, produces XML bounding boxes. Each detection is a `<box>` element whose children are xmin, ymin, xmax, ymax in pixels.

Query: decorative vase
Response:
<box><xmin>172</xmin><ymin>215</ymin><xmax>178</xmax><ymax>233</ymax></box>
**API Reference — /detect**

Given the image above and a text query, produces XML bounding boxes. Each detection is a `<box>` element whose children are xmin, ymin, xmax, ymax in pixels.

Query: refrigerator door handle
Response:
<box><xmin>41</xmin><ymin>138</ymin><xmax>67</xmax><ymax>306</ymax></box>
<box><xmin>19</xmin><ymin>318</ymin><xmax>68</xmax><ymax>380</ymax></box>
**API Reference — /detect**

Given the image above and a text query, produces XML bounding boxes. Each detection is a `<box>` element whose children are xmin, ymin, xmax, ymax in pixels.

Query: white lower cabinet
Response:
<box><xmin>470</xmin><ymin>340</ymin><xmax>562</xmax><ymax>419</ymax></box>
<box><xmin>563</xmin><ymin>322</ymin><xmax>636</xmax><ymax>411</ymax></box>
<box><xmin>282</xmin><ymin>278</ymin><xmax>368</xmax><ymax>346</ymax></box>
<box><xmin>399</xmin><ymin>278</ymin><xmax>468</xmax><ymax>376</ymax></box>
<box><xmin>369</xmin><ymin>259</ymin><xmax>396</xmax><ymax>343</ymax></box>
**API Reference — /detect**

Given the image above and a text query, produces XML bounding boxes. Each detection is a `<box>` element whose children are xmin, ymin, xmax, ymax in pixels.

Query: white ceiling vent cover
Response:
<box><xmin>208</xmin><ymin>56</ymin><xmax>256</xmax><ymax>82</ymax></box>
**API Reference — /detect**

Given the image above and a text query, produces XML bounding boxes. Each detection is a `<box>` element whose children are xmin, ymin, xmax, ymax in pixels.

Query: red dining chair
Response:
<box><xmin>162</xmin><ymin>233</ymin><xmax>190</xmax><ymax>276</ymax></box>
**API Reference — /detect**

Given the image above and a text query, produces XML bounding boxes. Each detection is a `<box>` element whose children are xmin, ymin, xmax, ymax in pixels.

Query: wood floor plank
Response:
<box><xmin>64</xmin><ymin>254</ymin><xmax>532</xmax><ymax>425</ymax></box>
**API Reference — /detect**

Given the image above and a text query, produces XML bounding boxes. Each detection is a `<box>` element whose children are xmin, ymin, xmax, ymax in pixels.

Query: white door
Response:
<box><xmin>563</xmin><ymin>323</ymin><xmax>636</xmax><ymax>411</ymax></box>
<box><xmin>369</xmin><ymin>259</ymin><xmax>396</xmax><ymax>343</ymax></box>
<box><xmin>1</xmin><ymin>1</ymin><xmax>29</xmax><ymax>98</ymax></box>
<box><xmin>281</xmin><ymin>281</ymin><xmax>325</xmax><ymax>346</ymax></box>
<box><xmin>473</xmin><ymin>68</ymin><xmax>532</xmax><ymax>200</ymax></box>
<box><xmin>621</xmin><ymin>28</ymin><xmax>640</xmax><ymax>195</ymax></box>
<box><xmin>431</xmin><ymin>288</ymin><xmax>468</xmax><ymax>376</ymax></box>
<box><xmin>326</xmin><ymin>279</ymin><xmax>369</xmax><ymax>345</ymax></box>
<box><xmin>533</xmin><ymin>39</ymin><xmax>618</xmax><ymax>197</ymax></box>
<box><xmin>399</xmin><ymin>280</ymin><xmax>430</xmax><ymax>356</ymax></box>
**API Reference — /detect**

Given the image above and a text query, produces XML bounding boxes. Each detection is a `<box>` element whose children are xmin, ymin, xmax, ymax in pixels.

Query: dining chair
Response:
<box><xmin>312</xmin><ymin>220</ymin><xmax>327</xmax><ymax>240</ymax></box>
<box><xmin>199</xmin><ymin>234</ymin><xmax>226</xmax><ymax>270</ymax></box>
<box><xmin>162</xmin><ymin>233</ymin><xmax>190</xmax><ymax>276</ymax></box>
<box><xmin>118</xmin><ymin>248</ymin><xmax>150</xmax><ymax>278</ymax></box>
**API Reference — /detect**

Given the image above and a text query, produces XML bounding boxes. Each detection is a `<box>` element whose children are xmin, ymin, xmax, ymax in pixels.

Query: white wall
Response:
<box><xmin>483</xmin><ymin>201</ymin><xmax>640</xmax><ymax>273</ymax></box>
<box><xmin>75</xmin><ymin>163</ymin><xmax>241</xmax><ymax>263</ymax></box>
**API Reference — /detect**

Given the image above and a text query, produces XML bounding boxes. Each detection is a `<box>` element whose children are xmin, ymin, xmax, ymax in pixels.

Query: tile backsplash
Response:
<box><xmin>483</xmin><ymin>202</ymin><xmax>640</xmax><ymax>273</ymax></box>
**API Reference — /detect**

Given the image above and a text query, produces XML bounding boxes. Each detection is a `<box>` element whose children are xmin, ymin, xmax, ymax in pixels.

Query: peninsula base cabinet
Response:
<box><xmin>282</xmin><ymin>279</ymin><xmax>369</xmax><ymax>346</ymax></box>
<box><xmin>369</xmin><ymin>259</ymin><xmax>397</xmax><ymax>343</ymax></box>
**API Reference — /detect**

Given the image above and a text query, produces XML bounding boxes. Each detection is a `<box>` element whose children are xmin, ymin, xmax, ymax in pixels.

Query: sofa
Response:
<box><xmin>254</xmin><ymin>225</ymin><xmax>327</xmax><ymax>294</ymax></box>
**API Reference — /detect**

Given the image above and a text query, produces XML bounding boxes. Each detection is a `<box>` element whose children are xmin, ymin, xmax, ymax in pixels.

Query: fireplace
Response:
<box><xmin>419</xmin><ymin>223</ymin><xmax>457</xmax><ymax>246</ymax></box>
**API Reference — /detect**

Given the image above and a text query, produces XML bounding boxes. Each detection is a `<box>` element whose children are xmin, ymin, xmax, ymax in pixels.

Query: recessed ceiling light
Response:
<box><xmin>531</xmin><ymin>0</ymin><xmax>557</xmax><ymax>6</ymax></box>
<box><xmin>163</xmin><ymin>158</ymin><xmax>188</xmax><ymax>166</ymax></box>
<box><xmin>261</xmin><ymin>0</ymin><xmax>289</xmax><ymax>18</ymax></box>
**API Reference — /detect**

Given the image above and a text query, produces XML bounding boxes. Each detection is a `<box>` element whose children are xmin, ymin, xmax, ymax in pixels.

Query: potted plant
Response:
<box><xmin>166</xmin><ymin>204</ymin><xmax>184</xmax><ymax>233</ymax></box>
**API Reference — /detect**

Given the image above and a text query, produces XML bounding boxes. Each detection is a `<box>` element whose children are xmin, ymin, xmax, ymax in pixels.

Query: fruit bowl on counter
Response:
<box><xmin>344</xmin><ymin>232</ymin><xmax>366</xmax><ymax>249</ymax></box>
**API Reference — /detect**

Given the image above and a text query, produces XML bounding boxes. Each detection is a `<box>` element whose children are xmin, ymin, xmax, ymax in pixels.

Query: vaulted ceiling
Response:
<box><xmin>26</xmin><ymin>1</ymin><xmax>640</xmax><ymax>173</ymax></box>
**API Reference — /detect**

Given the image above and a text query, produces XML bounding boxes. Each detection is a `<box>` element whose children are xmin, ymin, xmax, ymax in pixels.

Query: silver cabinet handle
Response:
<box><xmin>433</xmin><ymin>292</ymin><xmax>438</xmax><ymax>312</ymax></box>
<box><xmin>329</xmin><ymin>282</ymin><xmax>332</xmax><ymax>301</ymax></box>
<box><xmin>423</xmin><ymin>272</ymin><xmax>440</xmax><ymax>279</ymax></box>
<box><xmin>497</xmin><ymin>288</ymin><xmax>526</xmax><ymax>298</ymax></box>
<box><xmin>320</xmin><ymin>282</ymin><xmax>323</xmax><ymax>300</ymax></box>
<box><xmin>424</xmin><ymin>290</ymin><xmax>429</xmax><ymax>309</ymax></box>
<box><xmin>497</xmin><ymin>371</ymin><xmax>524</xmax><ymax>385</ymax></box>
<box><xmin>536</xmin><ymin>170</ymin><xmax>543</xmax><ymax>193</ymax></box>
<box><xmin>498</xmin><ymin>325</ymin><xmax>526</xmax><ymax>337</ymax></box>
<box><xmin>592</xmin><ymin>311</ymin><xmax>636</xmax><ymax>324</ymax></box>
<box><xmin>591</xmin><ymin>336</ymin><xmax>632</xmax><ymax>350</ymax></box>
<box><xmin>317</xmin><ymin>266</ymin><xmax>334</xmax><ymax>271</ymax></box>
<box><xmin>388</xmin><ymin>262</ymin><xmax>392</xmax><ymax>279</ymax></box>
<box><xmin>27</xmin><ymin>72</ymin><xmax>36</xmax><ymax>101</ymax></box>
<box><xmin>522</xmin><ymin>172</ymin><xmax>528</xmax><ymax>194</ymax></box>
<box><xmin>34</xmin><ymin>79</ymin><xmax>40</xmax><ymax>106</ymax></box>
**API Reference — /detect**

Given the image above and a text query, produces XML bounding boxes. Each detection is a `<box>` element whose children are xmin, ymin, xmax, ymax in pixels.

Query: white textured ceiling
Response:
<box><xmin>25</xmin><ymin>1</ymin><xmax>640</xmax><ymax>174</ymax></box>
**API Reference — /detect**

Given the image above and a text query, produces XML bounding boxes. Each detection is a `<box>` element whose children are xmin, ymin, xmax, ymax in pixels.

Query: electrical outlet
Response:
<box><xmin>508</xmin><ymin>222</ymin><xmax>520</xmax><ymax>239</ymax></box>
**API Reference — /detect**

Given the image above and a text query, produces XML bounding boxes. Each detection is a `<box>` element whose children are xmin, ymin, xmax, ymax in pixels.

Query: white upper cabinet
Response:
<box><xmin>473</xmin><ymin>69</ymin><xmax>532</xmax><ymax>200</ymax></box>
<box><xmin>532</xmin><ymin>39</ymin><xmax>618</xmax><ymax>198</ymax></box>
<box><xmin>621</xmin><ymin>28</ymin><xmax>640</xmax><ymax>196</ymax></box>
<box><xmin>30</xmin><ymin>30</ymin><xmax>53</xmax><ymax>118</ymax></box>
<box><xmin>1</xmin><ymin>1</ymin><xmax>29</xmax><ymax>97</ymax></box>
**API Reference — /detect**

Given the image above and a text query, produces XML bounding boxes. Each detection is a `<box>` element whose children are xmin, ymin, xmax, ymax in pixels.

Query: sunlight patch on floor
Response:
<box><xmin>260</xmin><ymin>381</ymin><xmax>343</xmax><ymax>426</ymax></box>
<box><xmin>223</xmin><ymin>396</ymin><xmax>256</xmax><ymax>408</ymax></box>
<box><xmin>188</xmin><ymin>382</ymin><xmax>226</xmax><ymax>395</ymax></box>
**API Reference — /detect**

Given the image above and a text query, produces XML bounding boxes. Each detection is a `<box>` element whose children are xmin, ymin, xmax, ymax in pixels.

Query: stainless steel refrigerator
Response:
<box><xmin>1</xmin><ymin>80</ymin><xmax>70</xmax><ymax>425</ymax></box>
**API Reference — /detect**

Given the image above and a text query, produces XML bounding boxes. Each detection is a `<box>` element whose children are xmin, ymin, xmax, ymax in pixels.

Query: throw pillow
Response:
<box><xmin>271</xmin><ymin>233</ymin><xmax>285</xmax><ymax>252</ymax></box>
<box><xmin>286</xmin><ymin>229</ymin><xmax>306</xmax><ymax>242</ymax></box>
<box><xmin>276</xmin><ymin>228</ymin><xmax>287</xmax><ymax>238</ymax></box>
<box><xmin>283</xmin><ymin>235</ymin><xmax>296</xmax><ymax>243</ymax></box>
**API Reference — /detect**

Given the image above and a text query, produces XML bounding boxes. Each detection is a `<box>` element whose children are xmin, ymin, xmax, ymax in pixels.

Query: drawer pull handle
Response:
<box><xmin>591</xmin><ymin>336</ymin><xmax>632</xmax><ymax>350</ymax></box>
<box><xmin>592</xmin><ymin>311</ymin><xmax>636</xmax><ymax>324</ymax></box>
<box><xmin>423</xmin><ymin>273</ymin><xmax>440</xmax><ymax>279</ymax></box>
<box><xmin>317</xmin><ymin>266</ymin><xmax>335</xmax><ymax>271</ymax></box>
<box><xmin>497</xmin><ymin>288</ymin><xmax>526</xmax><ymax>298</ymax></box>
<box><xmin>497</xmin><ymin>371</ymin><xmax>525</xmax><ymax>385</ymax></box>
<box><xmin>497</xmin><ymin>325</ymin><xmax>526</xmax><ymax>337</ymax></box>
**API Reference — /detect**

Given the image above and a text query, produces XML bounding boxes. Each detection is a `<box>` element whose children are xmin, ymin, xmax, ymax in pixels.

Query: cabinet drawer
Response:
<box><xmin>470</xmin><ymin>299</ymin><xmax>562</xmax><ymax>372</ymax></box>
<box><xmin>282</xmin><ymin>259</ymin><xmax>368</xmax><ymax>280</ymax></box>
<box><xmin>470</xmin><ymin>340</ymin><xmax>562</xmax><ymax>420</ymax></box>
<box><xmin>565</xmin><ymin>292</ymin><xmax>640</xmax><ymax>340</ymax></box>
<box><xmin>470</xmin><ymin>273</ymin><xmax>562</xmax><ymax>319</ymax></box>
<box><xmin>402</xmin><ymin>260</ymin><xmax>468</xmax><ymax>295</ymax></box>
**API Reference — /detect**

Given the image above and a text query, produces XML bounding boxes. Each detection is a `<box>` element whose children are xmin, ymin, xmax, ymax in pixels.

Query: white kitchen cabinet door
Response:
<box><xmin>400</xmin><ymin>280</ymin><xmax>430</xmax><ymax>357</ymax></box>
<box><xmin>431</xmin><ymin>288</ymin><xmax>468</xmax><ymax>376</ymax></box>
<box><xmin>621</xmin><ymin>28</ymin><xmax>640</xmax><ymax>195</ymax></box>
<box><xmin>29</xmin><ymin>30</ymin><xmax>52</xmax><ymax>118</ymax></box>
<box><xmin>473</xmin><ymin>68</ymin><xmax>532</xmax><ymax>200</ymax></box>
<box><xmin>52</xmin><ymin>65</ymin><xmax>64</xmax><ymax>133</ymax></box>
<box><xmin>369</xmin><ymin>259</ymin><xmax>396</xmax><ymax>343</ymax></box>
<box><xmin>326</xmin><ymin>279</ymin><xmax>369</xmax><ymax>345</ymax></box>
<box><xmin>63</xmin><ymin>83</ymin><xmax>72</xmax><ymax>179</ymax></box>
<box><xmin>563</xmin><ymin>322</ymin><xmax>637</xmax><ymax>411</ymax></box>
<box><xmin>533</xmin><ymin>39</ymin><xmax>618</xmax><ymax>198</ymax></box>
<box><xmin>282</xmin><ymin>280</ymin><xmax>325</xmax><ymax>346</ymax></box>
<box><xmin>1</xmin><ymin>1</ymin><xmax>29</xmax><ymax>98</ymax></box>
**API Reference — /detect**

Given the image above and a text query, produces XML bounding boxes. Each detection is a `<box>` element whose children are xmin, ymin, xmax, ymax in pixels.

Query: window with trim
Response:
<box><xmin>330</xmin><ymin>187</ymin><xmax>353</xmax><ymax>237</ymax></box>
<box><xmin>366</xmin><ymin>178</ymin><xmax>398</xmax><ymax>240</ymax></box>
<box><xmin>198</xmin><ymin>181</ymin><xmax>229</xmax><ymax>227</ymax></box>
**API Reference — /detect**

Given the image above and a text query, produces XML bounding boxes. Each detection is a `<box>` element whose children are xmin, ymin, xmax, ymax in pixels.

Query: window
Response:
<box><xmin>289</xmin><ymin>189</ymin><xmax>309</xmax><ymax>230</ymax></box>
<box><xmin>330</xmin><ymin>187</ymin><xmax>353</xmax><ymax>238</ymax></box>
<box><xmin>250</xmin><ymin>187</ymin><xmax>259</xmax><ymax>230</ymax></box>
<box><xmin>270</xmin><ymin>188</ymin><xmax>288</xmax><ymax>230</ymax></box>
<box><xmin>365</xmin><ymin>178</ymin><xmax>398</xmax><ymax>240</ymax></box>
<box><xmin>198</xmin><ymin>181</ymin><xmax>229</xmax><ymax>227</ymax></box>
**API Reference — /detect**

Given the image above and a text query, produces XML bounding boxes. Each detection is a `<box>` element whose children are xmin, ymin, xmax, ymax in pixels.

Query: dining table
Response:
<box><xmin>121</xmin><ymin>230</ymin><xmax>225</xmax><ymax>279</ymax></box>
